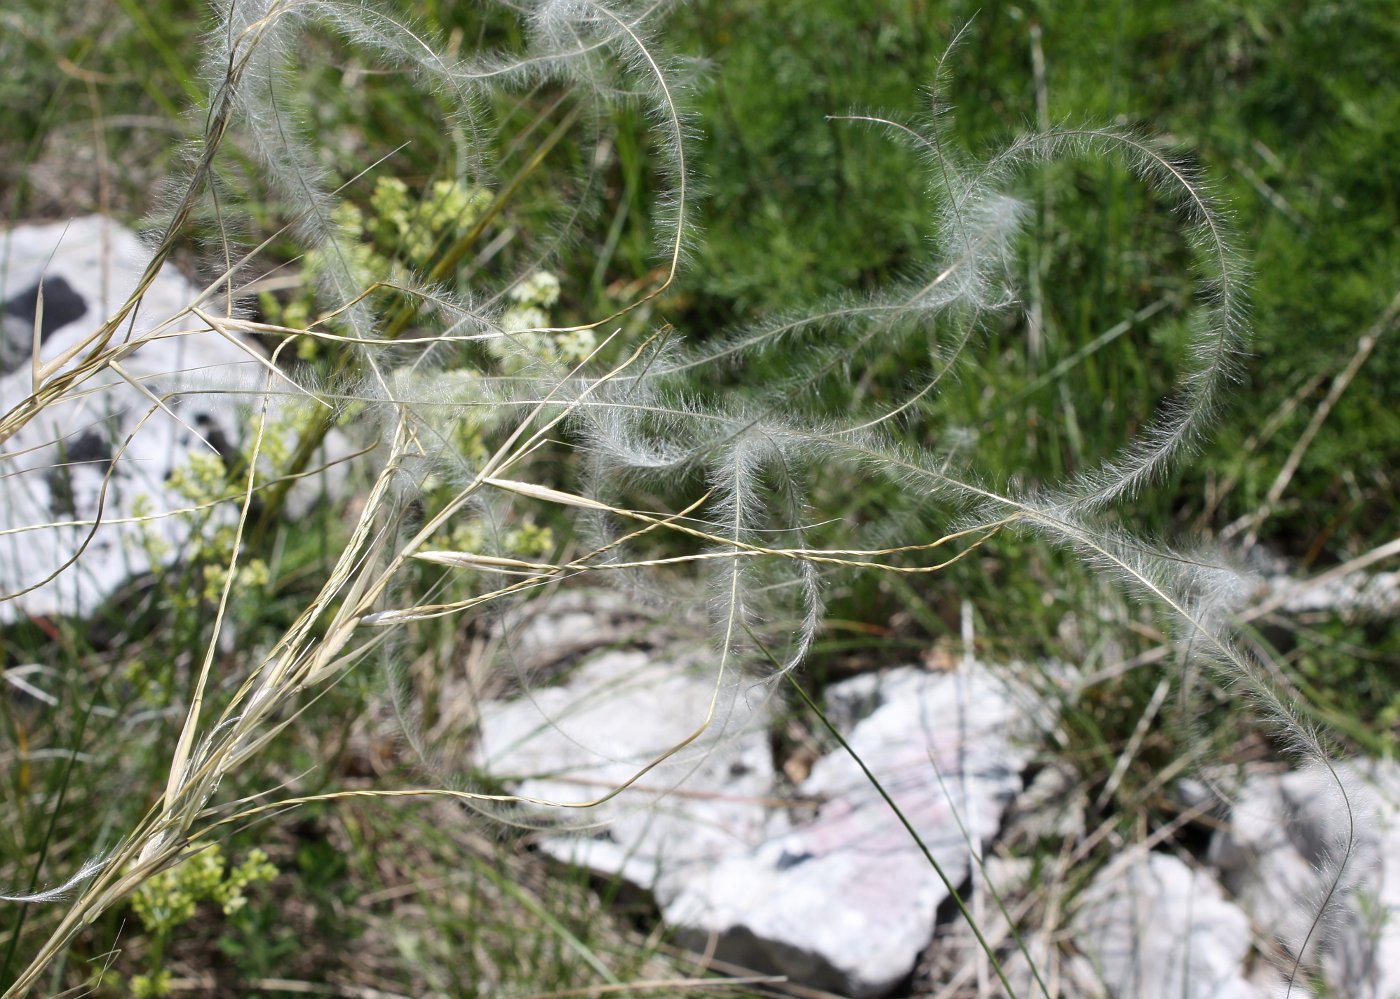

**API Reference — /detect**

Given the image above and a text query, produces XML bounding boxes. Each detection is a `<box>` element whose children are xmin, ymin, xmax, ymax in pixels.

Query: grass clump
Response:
<box><xmin>1</xmin><ymin>1</ymin><xmax>1389</xmax><ymax>996</ymax></box>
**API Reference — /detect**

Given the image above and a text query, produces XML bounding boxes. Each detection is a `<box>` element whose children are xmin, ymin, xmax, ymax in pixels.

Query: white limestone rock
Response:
<box><xmin>664</xmin><ymin>663</ymin><xmax>1042</xmax><ymax>998</ymax></box>
<box><xmin>0</xmin><ymin>216</ymin><xmax>344</xmax><ymax>622</ymax></box>
<box><xmin>1210</xmin><ymin>760</ymin><xmax>1400</xmax><ymax>998</ymax></box>
<box><xmin>1267</xmin><ymin>570</ymin><xmax>1400</xmax><ymax>617</ymax></box>
<box><xmin>1071</xmin><ymin>851</ymin><xmax>1265</xmax><ymax>999</ymax></box>
<box><xmin>476</xmin><ymin>649</ymin><xmax>1052</xmax><ymax>998</ymax></box>
<box><xmin>490</xmin><ymin>587</ymin><xmax>666</xmax><ymax>674</ymax></box>
<box><xmin>475</xmin><ymin>644</ymin><xmax>785</xmax><ymax>893</ymax></box>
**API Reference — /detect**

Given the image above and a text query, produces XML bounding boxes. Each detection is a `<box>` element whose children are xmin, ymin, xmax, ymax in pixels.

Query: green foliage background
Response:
<box><xmin>668</xmin><ymin>0</ymin><xmax>1400</xmax><ymax>561</ymax></box>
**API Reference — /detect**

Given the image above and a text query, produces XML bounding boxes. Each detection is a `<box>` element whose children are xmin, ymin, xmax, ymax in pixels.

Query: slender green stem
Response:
<box><xmin>753</xmin><ymin>631</ymin><xmax>1020</xmax><ymax>999</ymax></box>
<box><xmin>0</xmin><ymin>681</ymin><xmax>101</xmax><ymax>984</ymax></box>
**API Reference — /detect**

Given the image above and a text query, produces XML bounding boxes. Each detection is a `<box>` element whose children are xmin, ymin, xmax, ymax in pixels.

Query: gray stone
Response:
<box><xmin>818</xmin><ymin>669</ymin><xmax>883</xmax><ymax>732</ymax></box>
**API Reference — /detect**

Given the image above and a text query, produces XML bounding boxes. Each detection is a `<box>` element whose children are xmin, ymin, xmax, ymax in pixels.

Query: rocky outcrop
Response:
<box><xmin>472</xmin><ymin>590</ymin><xmax>1400</xmax><ymax>998</ymax></box>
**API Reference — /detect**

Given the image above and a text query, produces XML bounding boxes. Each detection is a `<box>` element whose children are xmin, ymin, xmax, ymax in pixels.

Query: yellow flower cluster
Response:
<box><xmin>260</xmin><ymin>175</ymin><xmax>492</xmax><ymax>357</ymax></box>
<box><xmin>125</xmin><ymin>845</ymin><xmax>276</xmax><ymax>996</ymax></box>
<box><xmin>498</xmin><ymin>270</ymin><xmax>594</xmax><ymax>365</ymax></box>
<box><xmin>130</xmin><ymin>844</ymin><xmax>277</xmax><ymax>936</ymax></box>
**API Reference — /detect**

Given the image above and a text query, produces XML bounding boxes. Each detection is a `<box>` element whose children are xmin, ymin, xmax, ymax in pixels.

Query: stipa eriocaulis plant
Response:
<box><xmin>0</xmin><ymin>5</ymin><xmax>1356</xmax><ymax>998</ymax></box>
<box><xmin>1</xmin><ymin>0</ymin><xmax>697</xmax><ymax>992</ymax></box>
<box><xmin>501</xmin><ymin>72</ymin><xmax>1352</xmax><ymax>999</ymax></box>
<box><xmin>394</xmin><ymin>104</ymin><xmax>1349</xmax><ymax>999</ymax></box>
